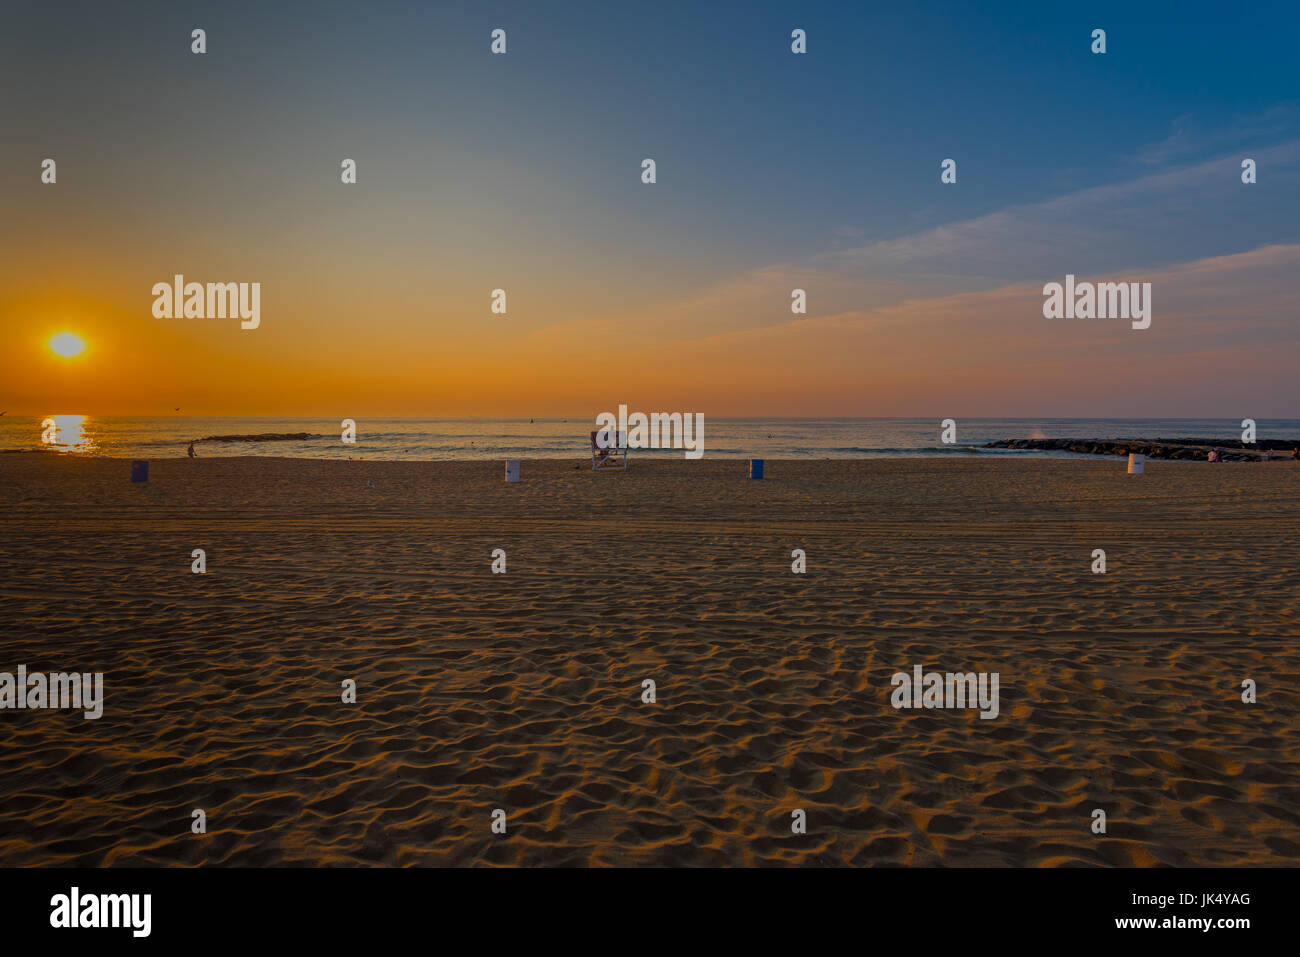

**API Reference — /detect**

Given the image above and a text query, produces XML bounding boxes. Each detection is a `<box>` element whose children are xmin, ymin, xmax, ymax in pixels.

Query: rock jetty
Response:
<box><xmin>983</xmin><ymin>437</ymin><xmax>1298</xmax><ymax>461</ymax></box>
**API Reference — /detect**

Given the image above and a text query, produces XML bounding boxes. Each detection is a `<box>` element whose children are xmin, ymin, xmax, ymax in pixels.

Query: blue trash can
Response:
<box><xmin>130</xmin><ymin>460</ymin><xmax>149</xmax><ymax>482</ymax></box>
<box><xmin>750</xmin><ymin>459</ymin><xmax>764</xmax><ymax>479</ymax></box>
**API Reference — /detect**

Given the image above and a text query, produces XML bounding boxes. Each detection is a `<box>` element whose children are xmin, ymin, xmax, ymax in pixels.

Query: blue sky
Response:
<box><xmin>2</xmin><ymin>0</ymin><xmax>1297</xmax><ymax>414</ymax></box>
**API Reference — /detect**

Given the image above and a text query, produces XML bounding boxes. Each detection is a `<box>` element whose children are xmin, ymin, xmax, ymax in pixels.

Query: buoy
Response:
<box><xmin>750</xmin><ymin>459</ymin><xmax>765</xmax><ymax>479</ymax></box>
<box><xmin>130</xmin><ymin>461</ymin><xmax>149</xmax><ymax>483</ymax></box>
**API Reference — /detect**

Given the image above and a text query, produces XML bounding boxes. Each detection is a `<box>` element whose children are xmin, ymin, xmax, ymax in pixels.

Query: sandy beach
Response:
<box><xmin>0</xmin><ymin>453</ymin><xmax>1297</xmax><ymax>867</ymax></box>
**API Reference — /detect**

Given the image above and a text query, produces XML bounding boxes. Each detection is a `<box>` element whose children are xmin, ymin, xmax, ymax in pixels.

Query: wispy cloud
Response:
<box><xmin>1135</xmin><ymin>105</ymin><xmax>1298</xmax><ymax>166</ymax></box>
<box><xmin>635</xmin><ymin>138</ymin><xmax>1300</xmax><ymax>344</ymax></box>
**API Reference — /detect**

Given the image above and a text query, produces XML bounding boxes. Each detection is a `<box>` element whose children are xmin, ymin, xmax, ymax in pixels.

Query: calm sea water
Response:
<box><xmin>3</xmin><ymin>416</ymin><xmax>1297</xmax><ymax>460</ymax></box>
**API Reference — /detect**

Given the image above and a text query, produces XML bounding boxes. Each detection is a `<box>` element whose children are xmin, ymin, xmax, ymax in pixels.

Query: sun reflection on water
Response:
<box><xmin>41</xmin><ymin>414</ymin><xmax>98</xmax><ymax>454</ymax></box>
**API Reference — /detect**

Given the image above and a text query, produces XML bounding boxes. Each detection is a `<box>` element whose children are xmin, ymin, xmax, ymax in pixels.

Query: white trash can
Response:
<box><xmin>505</xmin><ymin>459</ymin><xmax>520</xmax><ymax>482</ymax></box>
<box><xmin>1127</xmin><ymin>453</ymin><xmax>1145</xmax><ymax>474</ymax></box>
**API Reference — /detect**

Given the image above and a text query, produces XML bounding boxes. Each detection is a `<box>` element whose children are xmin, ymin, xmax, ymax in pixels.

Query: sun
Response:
<box><xmin>49</xmin><ymin>332</ymin><xmax>87</xmax><ymax>358</ymax></box>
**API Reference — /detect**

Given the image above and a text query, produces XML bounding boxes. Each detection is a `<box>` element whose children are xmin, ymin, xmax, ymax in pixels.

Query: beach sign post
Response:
<box><xmin>1127</xmin><ymin>453</ymin><xmax>1145</xmax><ymax>474</ymax></box>
<box><xmin>504</xmin><ymin>459</ymin><xmax>520</xmax><ymax>483</ymax></box>
<box><xmin>750</xmin><ymin>459</ymin><xmax>765</xmax><ymax>479</ymax></box>
<box><xmin>130</xmin><ymin>460</ymin><xmax>149</xmax><ymax>482</ymax></box>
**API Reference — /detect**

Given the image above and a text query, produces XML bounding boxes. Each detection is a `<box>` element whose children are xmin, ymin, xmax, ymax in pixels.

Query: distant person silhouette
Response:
<box><xmin>187</xmin><ymin>442</ymin><xmax>197</xmax><ymax>458</ymax></box>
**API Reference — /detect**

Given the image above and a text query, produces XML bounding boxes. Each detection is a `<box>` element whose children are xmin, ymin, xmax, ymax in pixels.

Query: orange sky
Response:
<box><xmin>4</xmin><ymin>142</ymin><xmax>1298</xmax><ymax>417</ymax></box>
<box><xmin>5</xmin><ymin>238</ymin><xmax>1297</xmax><ymax>417</ymax></box>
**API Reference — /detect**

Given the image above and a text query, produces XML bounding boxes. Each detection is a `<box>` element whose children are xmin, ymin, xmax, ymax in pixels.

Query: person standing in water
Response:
<box><xmin>187</xmin><ymin>442</ymin><xmax>197</xmax><ymax>458</ymax></box>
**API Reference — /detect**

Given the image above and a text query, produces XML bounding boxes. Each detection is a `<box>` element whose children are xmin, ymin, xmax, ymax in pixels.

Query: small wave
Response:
<box><xmin>197</xmin><ymin>433</ymin><xmax>320</xmax><ymax>442</ymax></box>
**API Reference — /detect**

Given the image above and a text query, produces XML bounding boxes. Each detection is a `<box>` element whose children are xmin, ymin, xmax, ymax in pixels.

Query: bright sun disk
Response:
<box><xmin>49</xmin><ymin>332</ymin><xmax>86</xmax><ymax>358</ymax></box>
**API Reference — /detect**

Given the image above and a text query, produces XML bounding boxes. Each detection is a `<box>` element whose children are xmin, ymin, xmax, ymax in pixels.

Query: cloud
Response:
<box><xmin>1135</xmin><ymin>105</ymin><xmax>1298</xmax><ymax>166</ymax></box>
<box><xmin>634</xmin><ymin>139</ymin><xmax>1300</xmax><ymax>345</ymax></box>
<box><xmin>618</xmin><ymin>242</ymin><xmax>1300</xmax><ymax>415</ymax></box>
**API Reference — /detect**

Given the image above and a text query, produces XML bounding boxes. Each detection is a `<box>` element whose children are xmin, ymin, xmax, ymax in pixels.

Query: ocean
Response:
<box><xmin>3</xmin><ymin>416</ymin><xmax>1297</xmax><ymax>460</ymax></box>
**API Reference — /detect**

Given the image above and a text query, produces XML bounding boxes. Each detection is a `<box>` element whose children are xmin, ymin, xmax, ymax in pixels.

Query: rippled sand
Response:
<box><xmin>0</xmin><ymin>454</ymin><xmax>1297</xmax><ymax>866</ymax></box>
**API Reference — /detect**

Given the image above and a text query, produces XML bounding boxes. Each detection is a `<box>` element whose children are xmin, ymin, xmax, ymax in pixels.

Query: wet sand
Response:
<box><xmin>0</xmin><ymin>453</ymin><xmax>1297</xmax><ymax>866</ymax></box>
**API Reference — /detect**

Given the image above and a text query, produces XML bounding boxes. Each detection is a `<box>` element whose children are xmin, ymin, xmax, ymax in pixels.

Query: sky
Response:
<box><xmin>0</xmin><ymin>0</ymin><xmax>1297</xmax><ymax>416</ymax></box>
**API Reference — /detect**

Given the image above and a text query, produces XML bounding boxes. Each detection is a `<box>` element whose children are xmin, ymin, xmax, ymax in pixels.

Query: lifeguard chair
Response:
<box><xmin>591</xmin><ymin>429</ymin><xmax>628</xmax><ymax>470</ymax></box>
